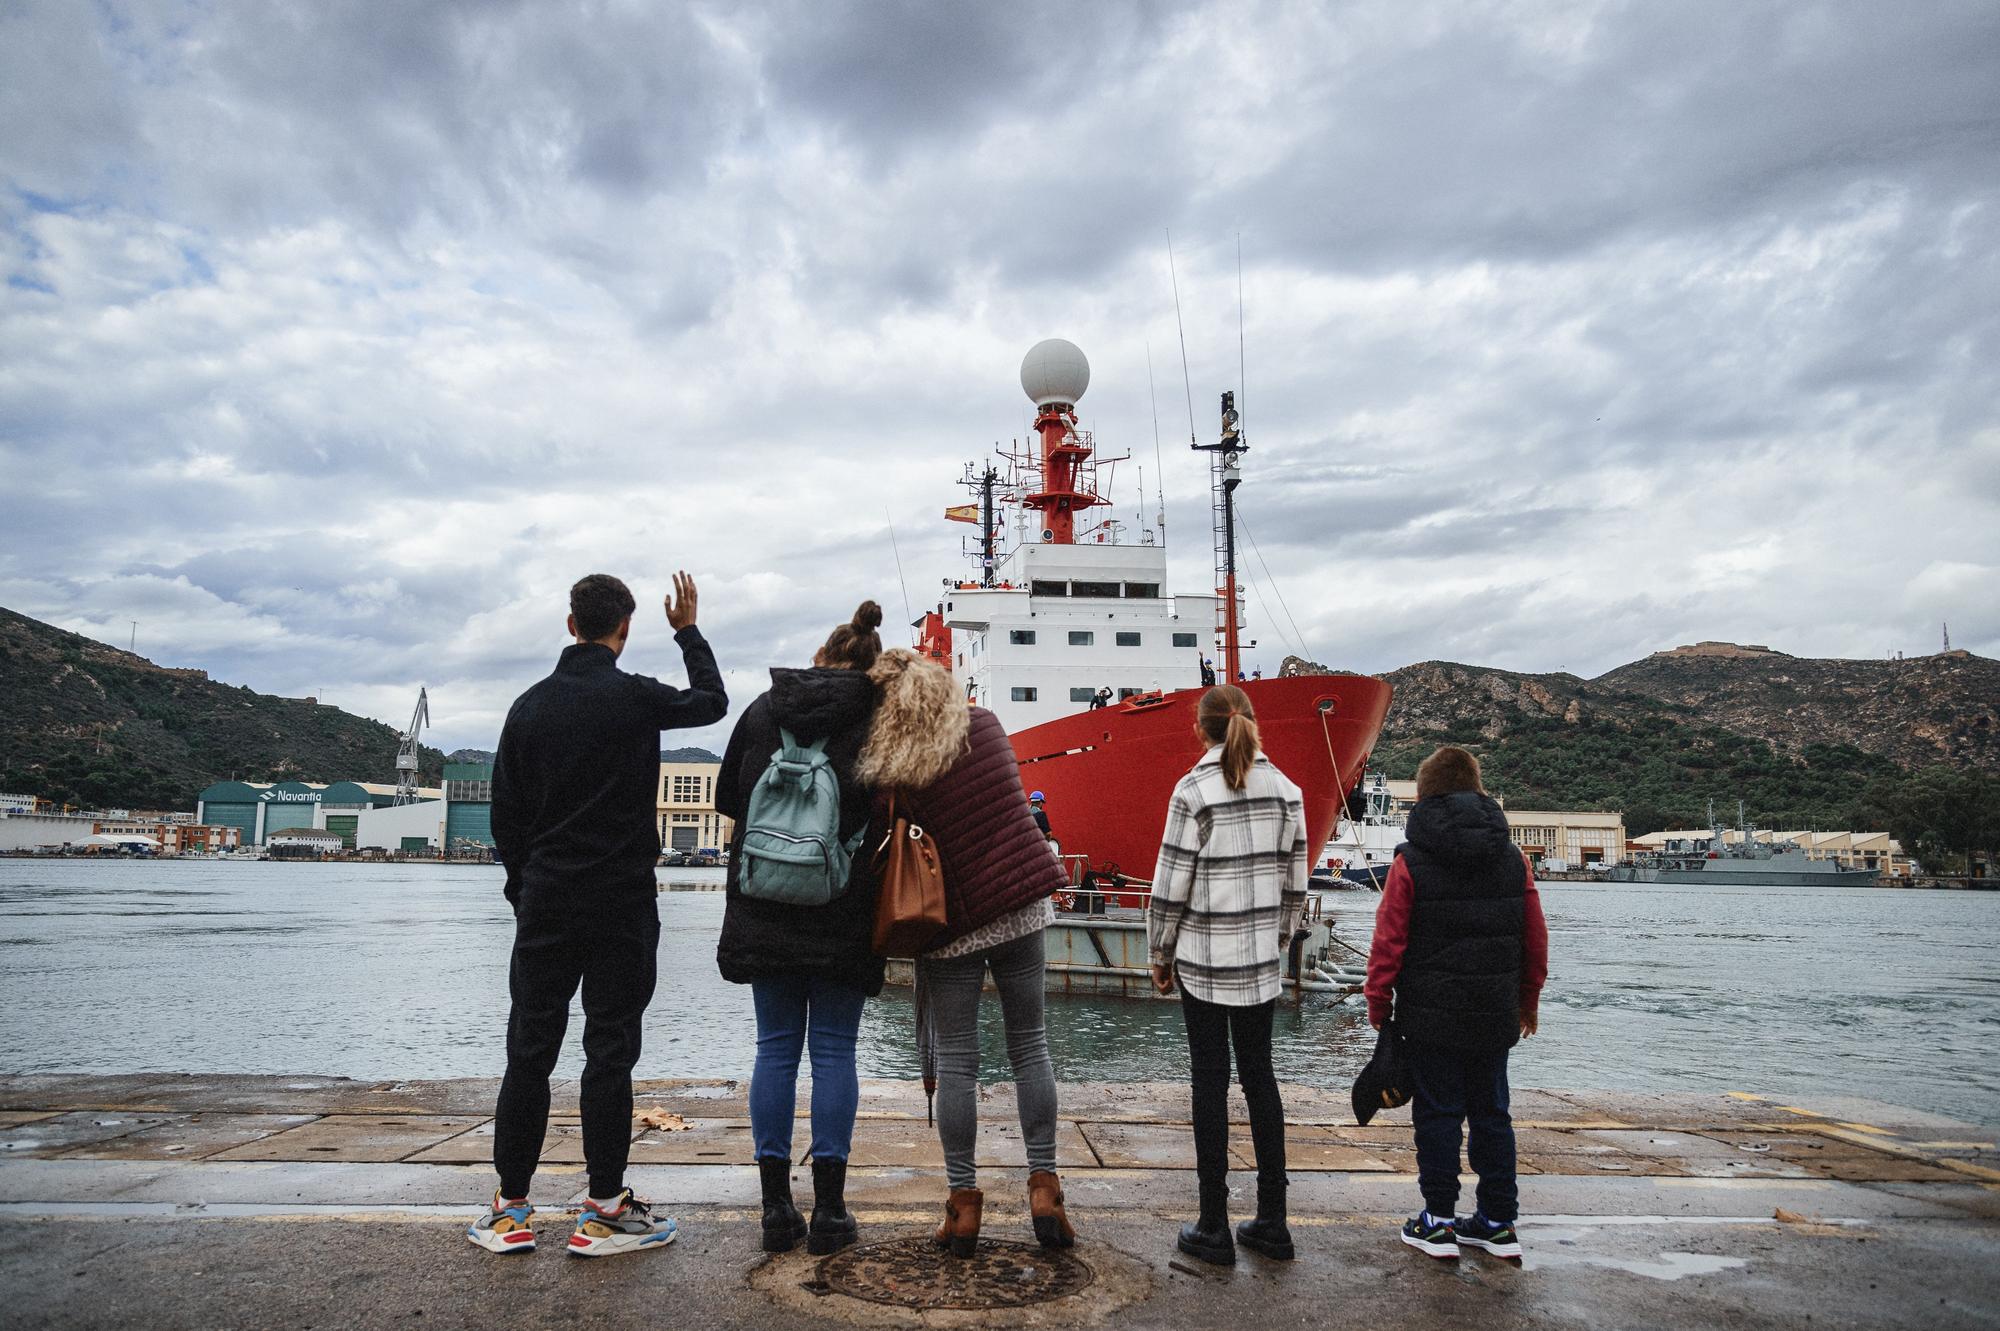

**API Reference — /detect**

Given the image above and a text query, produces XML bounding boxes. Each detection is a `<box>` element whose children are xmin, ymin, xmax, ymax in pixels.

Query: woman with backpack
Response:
<box><xmin>858</xmin><ymin>649</ymin><xmax>1075</xmax><ymax>1256</ymax></box>
<box><xmin>1146</xmin><ymin>684</ymin><xmax>1309</xmax><ymax>1267</ymax></box>
<box><xmin>715</xmin><ymin>602</ymin><xmax>885</xmax><ymax>1256</ymax></box>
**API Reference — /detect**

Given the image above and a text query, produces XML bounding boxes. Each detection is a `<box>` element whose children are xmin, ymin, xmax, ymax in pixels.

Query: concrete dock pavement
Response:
<box><xmin>0</xmin><ymin>1075</ymin><xmax>1995</xmax><ymax>1330</ymax></box>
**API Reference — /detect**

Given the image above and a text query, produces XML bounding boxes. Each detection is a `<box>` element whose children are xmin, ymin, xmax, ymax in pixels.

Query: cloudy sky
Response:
<box><xmin>3</xmin><ymin>1</ymin><xmax>1996</xmax><ymax>754</ymax></box>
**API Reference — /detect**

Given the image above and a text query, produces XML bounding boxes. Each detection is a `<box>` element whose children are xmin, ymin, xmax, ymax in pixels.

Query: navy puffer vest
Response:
<box><xmin>1395</xmin><ymin>791</ymin><xmax>1526</xmax><ymax>1051</ymax></box>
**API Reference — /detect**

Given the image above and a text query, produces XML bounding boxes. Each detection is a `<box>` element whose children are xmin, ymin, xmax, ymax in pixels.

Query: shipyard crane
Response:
<box><xmin>395</xmin><ymin>687</ymin><xmax>430</xmax><ymax>805</ymax></box>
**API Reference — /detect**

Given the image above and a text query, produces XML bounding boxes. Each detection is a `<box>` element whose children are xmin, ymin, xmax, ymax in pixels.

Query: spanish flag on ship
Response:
<box><xmin>943</xmin><ymin>504</ymin><xmax>980</xmax><ymax>524</ymax></box>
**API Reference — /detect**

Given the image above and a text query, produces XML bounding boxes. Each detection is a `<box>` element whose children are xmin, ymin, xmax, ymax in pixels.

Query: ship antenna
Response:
<box><xmin>1167</xmin><ymin>230</ymin><xmax>1197</xmax><ymax>450</ymax></box>
<box><xmin>1236</xmin><ymin>233</ymin><xmax>1246</xmax><ymax>439</ymax></box>
<box><xmin>885</xmin><ymin>510</ymin><xmax>913</xmax><ymax>631</ymax></box>
<box><xmin>1146</xmin><ymin>341</ymin><xmax>1166</xmax><ymax>543</ymax></box>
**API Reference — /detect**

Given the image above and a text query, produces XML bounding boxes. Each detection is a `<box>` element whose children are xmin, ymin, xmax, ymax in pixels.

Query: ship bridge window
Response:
<box><xmin>1123</xmin><ymin>582</ymin><xmax>1160</xmax><ymax>599</ymax></box>
<box><xmin>1072</xmin><ymin>580</ymin><xmax>1120</xmax><ymax>598</ymax></box>
<box><xmin>1010</xmin><ymin>687</ymin><xmax>1038</xmax><ymax>702</ymax></box>
<box><xmin>1068</xmin><ymin>631</ymin><xmax>1094</xmax><ymax>646</ymax></box>
<box><xmin>1009</xmin><ymin>629</ymin><xmax>1037</xmax><ymax>645</ymax></box>
<box><xmin>1115</xmin><ymin>631</ymin><xmax>1141</xmax><ymax>647</ymax></box>
<box><xmin>1030</xmin><ymin>580</ymin><xmax>1068</xmax><ymax>597</ymax></box>
<box><xmin>1172</xmin><ymin>632</ymin><xmax>1198</xmax><ymax>648</ymax></box>
<box><xmin>1069</xmin><ymin>687</ymin><xmax>1096</xmax><ymax>702</ymax></box>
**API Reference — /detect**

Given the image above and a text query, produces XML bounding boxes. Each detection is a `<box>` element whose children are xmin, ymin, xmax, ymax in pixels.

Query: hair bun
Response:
<box><xmin>852</xmin><ymin>600</ymin><xmax>884</xmax><ymax>632</ymax></box>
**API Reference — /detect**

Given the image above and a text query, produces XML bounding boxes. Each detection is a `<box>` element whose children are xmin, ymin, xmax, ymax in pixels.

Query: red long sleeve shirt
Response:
<box><xmin>1364</xmin><ymin>852</ymin><xmax>1548</xmax><ymax>1028</ymax></box>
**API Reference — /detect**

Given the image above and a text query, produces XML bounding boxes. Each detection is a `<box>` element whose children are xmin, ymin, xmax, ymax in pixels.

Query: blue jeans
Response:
<box><xmin>1408</xmin><ymin>1041</ymin><xmax>1517</xmax><ymax>1223</ymax></box>
<box><xmin>750</xmin><ymin>975</ymin><xmax>868</xmax><ymax>1162</ymax></box>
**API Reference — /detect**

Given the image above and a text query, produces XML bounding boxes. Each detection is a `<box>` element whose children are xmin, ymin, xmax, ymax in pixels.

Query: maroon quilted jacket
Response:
<box><xmin>895</xmin><ymin>707</ymin><xmax>1066</xmax><ymax>946</ymax></box>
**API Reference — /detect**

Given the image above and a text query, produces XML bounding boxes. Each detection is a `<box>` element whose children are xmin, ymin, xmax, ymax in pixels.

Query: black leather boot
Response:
<box><xmin>807</xmin><ymin>1156</ymin><xmax>859</xmax><ymax>1255</ymax></box>
<box><xmin>1236</xmin><ymin>1175</ymin><xmax>1295</xmax><ymax>1260</ymax></box>
<box><xmin>759</xmin><ymin>1155</ymin><xmax>807</xmax><ymax>1253</ymax></box>
<box><xmin>1177</xmin><ymin>1179</ymin><xmax>1235</xmax><ymax>1266</ymax></box>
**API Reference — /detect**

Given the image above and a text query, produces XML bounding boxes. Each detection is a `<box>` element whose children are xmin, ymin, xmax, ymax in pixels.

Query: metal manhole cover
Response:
<box><xmin>813</xmin><ymin>1236</ymin><xmax>1095</xmax><ymax>1310</ymax></box>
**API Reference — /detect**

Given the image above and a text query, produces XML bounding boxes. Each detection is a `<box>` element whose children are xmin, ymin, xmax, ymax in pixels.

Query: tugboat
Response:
<box><xmin>888</xmin><ymin>339</ymin><xmax>1391</xmax><ymax>997</ymax></box>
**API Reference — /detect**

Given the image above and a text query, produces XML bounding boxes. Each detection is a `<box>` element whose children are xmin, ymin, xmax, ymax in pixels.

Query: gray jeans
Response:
<box><xmin>916</xmin><ymin>929</ymin><xmax>1059</xmax><ymax>1191</ymax></box>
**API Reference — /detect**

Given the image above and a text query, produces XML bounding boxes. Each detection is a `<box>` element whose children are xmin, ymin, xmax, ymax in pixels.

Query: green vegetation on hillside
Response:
<box><xmin>0</xmin><ymin>608</ymin><xmax>443</xmax><ymax>812</ymax></box>
<box><xmin>1374</xmin><ymin>707</ymin><xmax>1907</xmax><ymax>835</ymax></box>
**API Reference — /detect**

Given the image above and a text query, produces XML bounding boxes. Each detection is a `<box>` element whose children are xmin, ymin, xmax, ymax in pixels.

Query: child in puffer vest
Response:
<box><xmin>1364</xmin><ymin>746</ymin><xmax>1548</xmax><ymax>1262</ymax></box>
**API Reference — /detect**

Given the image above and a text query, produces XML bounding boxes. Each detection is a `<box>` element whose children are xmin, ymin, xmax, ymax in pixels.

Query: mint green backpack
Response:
<box><xmin>737</xmin><ymin>728</ymin><xmax>863</xmax><ymax>905</ymax></box>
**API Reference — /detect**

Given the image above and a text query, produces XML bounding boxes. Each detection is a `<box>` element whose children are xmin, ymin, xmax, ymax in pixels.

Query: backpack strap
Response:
<box><xmin>776</xmin><ymin>727</ymin><xmax>830</xmax><ymax>756</ymax></box>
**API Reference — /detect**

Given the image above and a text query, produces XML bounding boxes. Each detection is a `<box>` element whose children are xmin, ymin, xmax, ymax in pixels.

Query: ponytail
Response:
<box><xmin>1195</xmin><ymin>684</ymin><xmax>1261</xmax><ymax>791</ymax></box>
<box><xmin>1221</xmin><ymin>711</ymin><xmax>1260</xmax><ymax>791</ymax></box>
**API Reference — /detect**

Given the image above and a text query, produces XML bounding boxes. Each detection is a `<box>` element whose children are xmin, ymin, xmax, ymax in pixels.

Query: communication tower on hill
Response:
<box><xmin>395</xmin><ymin>688</ymin><xmax>430</xmax><ymax>805</ymax></box>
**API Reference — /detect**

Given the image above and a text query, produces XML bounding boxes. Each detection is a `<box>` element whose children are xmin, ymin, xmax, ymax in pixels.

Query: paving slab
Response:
<box><xmin>0</xmin><ymin>1111</ymin><xmax>186</xmax><ymax>1157</ymax></box>
<box><xmin>0</xmin><ymin>1112</ymin><xmax>58</xmax><ymax>1127</ymax></box>
<box><xmin>208</xmin><ymin>1115</ymin><xmax>488</xmax><ymax>1164</ymax></box>
<box><xmin>55</xmin><ymin>1114</ymin><xmax>320</xmax><ymax>1161</ymax></box>
<box><xmin>1224</xmin><ymin>1126</ymin><xmax>1397</xmax><ymax>1172</ymax></box>
<box><xmin>405</xmin><ymin>1117</ymin><xmax>578</xmax><ymax>1165</ymax></box>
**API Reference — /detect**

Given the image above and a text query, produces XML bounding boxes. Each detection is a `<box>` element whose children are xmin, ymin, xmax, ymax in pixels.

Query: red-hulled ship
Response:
<box><xmin>911</xmin><ymin>339</ymin><xmax>1392</xmax><ymax>881</ymax></box>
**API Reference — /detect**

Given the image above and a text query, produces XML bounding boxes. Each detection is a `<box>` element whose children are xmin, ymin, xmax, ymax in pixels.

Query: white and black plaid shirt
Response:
<box><xmin>1147</xmin><ymin>747</ymin><xmax>1310</xmax><ymax>1006</ymax></box>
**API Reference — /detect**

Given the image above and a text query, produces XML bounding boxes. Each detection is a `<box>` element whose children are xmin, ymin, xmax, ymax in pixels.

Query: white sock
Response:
<box><xmin>498</xmin><ymin>1195</ymin><xmax>528</xmax><ymax>1209</ymax></box>
<box><xmin>588</xmin><ymin>1193</ymin><xmax>626</xmax><ymax>1213</ymax></box>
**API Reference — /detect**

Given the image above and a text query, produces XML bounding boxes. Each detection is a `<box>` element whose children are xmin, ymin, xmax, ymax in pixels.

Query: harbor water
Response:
<box><xmin>0</xmin><ymin>860</ymin><xmax>1993</xmax><ymax>1127</ymax></box>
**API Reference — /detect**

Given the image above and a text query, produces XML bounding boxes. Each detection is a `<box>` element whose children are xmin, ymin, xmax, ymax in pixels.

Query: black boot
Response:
<box><xmin>1236</xmin><ymin>1176</ymin><xmax>1294</xmax><ymax>1261</ymax></box>
<box><xmin>759</xmin><ymin>1156</ymin><xmax>808</xmax><ymax>1253</ymax></box>
<box><xmin>1177</xmin><ymin>1179</ymin><xmax>1235</xmax><ymax>1266</ymax></box>
<box><xmin>807</xmin><ymin>1156</ymin><xmax>859</xmax><ymax>1255</ymax></box>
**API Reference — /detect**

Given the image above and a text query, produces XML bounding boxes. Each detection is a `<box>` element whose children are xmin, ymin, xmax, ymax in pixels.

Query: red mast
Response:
<box><xmin>1017</xmin><ymin>338</ymin><xmax>1102</xmax><ymax>544</ymax></box>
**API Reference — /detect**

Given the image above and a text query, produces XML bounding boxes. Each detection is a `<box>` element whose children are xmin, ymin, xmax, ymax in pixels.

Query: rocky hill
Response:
<box><xmin>1358</xmin><ymin>642</ymin><xmax>1998</xmax><ymax>833</ymax></box>
<box><xmin>0</xmin><ymin>607</ymin><xmax>445</xmax><ymax>812</ymax></box>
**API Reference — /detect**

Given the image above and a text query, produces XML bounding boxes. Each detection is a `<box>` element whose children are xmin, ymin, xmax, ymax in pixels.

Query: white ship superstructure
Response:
<box><xmin>946</xmin><ymin>542</ymin><xmax>1218</xmax><ymax>731</ymax></box>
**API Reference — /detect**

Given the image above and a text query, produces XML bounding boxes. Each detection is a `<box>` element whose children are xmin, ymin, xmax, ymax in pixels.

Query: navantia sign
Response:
<box><xmin>258</xmin><ymin>790</ymin><xmax>321</xmax><ymax>803</ymax></box>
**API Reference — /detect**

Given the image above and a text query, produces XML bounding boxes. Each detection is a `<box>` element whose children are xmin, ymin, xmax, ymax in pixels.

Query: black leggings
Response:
<box><xmin>1179</xmin><ymin>988</ymin><xmax>1287</xmax><ymax>1191</ymax></box>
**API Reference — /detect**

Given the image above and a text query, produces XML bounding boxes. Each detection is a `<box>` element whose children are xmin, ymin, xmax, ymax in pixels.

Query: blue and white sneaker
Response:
<box><xmin>1455</xmin><ymin>1211</ymin><xmax>1522</xmax><ymax>1258</ymax></box>
<box><xmin>1399</xmin><ymin>1210</ymin><xmax>1458</xmax><ymax>1259</ymax></box>
<box><xmin>567</xmin><ymin>1189</ymin><xmax>679</xmax><ymax>1258</ymax></box>
<box><xmin>466</xmin><ymin>1193</ymin><xmax>536</xmax><ymax>1254</ymax></box>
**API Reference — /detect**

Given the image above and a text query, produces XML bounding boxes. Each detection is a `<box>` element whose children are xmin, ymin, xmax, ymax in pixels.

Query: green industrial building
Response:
<box><xmin>442</xmin><ymin>762</ymin><xmax>495</xmax><ymax>850</ymax></box>
<box><xmin>195</xmin><ymin>779</ymin><xmax>440</xmax><ymax>847</ymax></box>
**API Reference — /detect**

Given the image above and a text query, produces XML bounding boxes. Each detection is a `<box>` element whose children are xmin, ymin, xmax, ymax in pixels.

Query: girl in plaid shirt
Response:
<box><xmin>1147</xmin><ymin>685</ymin><xmax>1309</xmax><ymax>1267</ymax></box>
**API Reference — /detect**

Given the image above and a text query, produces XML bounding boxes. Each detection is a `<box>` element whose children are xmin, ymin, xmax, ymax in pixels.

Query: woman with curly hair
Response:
<box><xmin>859</xmin><ymin>649</ymin><xmax>1074</xmax><ymax>1257</ymax></box>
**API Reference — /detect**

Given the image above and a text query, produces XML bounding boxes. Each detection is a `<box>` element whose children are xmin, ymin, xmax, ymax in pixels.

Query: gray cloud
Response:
<box><xmin>2</xmin><ymin>0</ymin><xmax>1996</xmax><ymax>754</ymax></box>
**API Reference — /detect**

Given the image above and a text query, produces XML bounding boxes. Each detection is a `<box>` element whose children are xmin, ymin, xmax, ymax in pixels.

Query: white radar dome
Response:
<box><xmin>1020</xmin><ymin>338</ymin><xmax>1090</xmax><ymax>408</ymax></box>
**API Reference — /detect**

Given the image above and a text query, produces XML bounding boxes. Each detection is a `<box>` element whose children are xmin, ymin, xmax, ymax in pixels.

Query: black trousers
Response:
<box><xmin>1408</xmin><ymin>1040</ymin><xmax>1516</xmax><ymax>1223</ymax></box>
<box><xmin>493</xmin><ymin>888</ymin><xmax>659</xmax><ymax>1200</ymax></box>
<box><xmin>1179</xmin><ymin>988</ymin><xmax>1287</xmax><ymax>1201</ymax></box>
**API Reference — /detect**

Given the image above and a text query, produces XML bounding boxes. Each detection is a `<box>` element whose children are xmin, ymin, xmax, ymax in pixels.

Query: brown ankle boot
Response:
<box><xmin>1027</xmin><ymin>1170</ymin><xmax>1076</xmax><ymax>1249</ymax></box>
<box><xmin>933</xmin><ymin>1187</ymin><xmax>983</xmax><ymax>1258</ymax></box>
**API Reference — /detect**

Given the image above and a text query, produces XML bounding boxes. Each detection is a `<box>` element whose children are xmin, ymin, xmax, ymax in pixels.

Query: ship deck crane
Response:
<box><xmin>395</xmin><ymin>687</ymin><xmax>430</xmax><ymax>805</ymax></box>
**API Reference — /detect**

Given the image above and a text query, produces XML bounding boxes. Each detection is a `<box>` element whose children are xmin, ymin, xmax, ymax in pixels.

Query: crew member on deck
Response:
<box><xmin>1089</xmin><ymin>686</ymin><xmax>1112</xmax><ymax>710</ymax></box>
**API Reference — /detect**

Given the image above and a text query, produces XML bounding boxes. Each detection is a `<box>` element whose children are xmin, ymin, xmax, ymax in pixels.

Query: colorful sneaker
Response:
<box><xmin>466</xmin><ymin>1194</ymin><xmax>537</xmax><ymax>1254</ymax></box>
<box><xmin>1455</xmin><ymin>1211</ymin><xmax>1522</xmax><ymax>1258</ymax></box>
<box><xmin>1399</xmin><ymin>1211</ymin><xmax>1458</xmax><ymax>1259</ymax></box>
<box><xmin>567</xmin><ymin>1190</ymin><xmax>679</xmax><ymax>1258</ymax></box>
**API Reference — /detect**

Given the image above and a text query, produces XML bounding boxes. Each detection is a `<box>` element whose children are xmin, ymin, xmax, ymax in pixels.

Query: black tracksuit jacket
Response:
<box><xmin>491</xmin><ymin>627</ymin><xmax>727</xmax><ymax>904</ymax></box>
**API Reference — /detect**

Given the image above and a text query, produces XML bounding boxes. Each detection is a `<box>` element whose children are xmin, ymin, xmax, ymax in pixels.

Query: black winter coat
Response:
<box><xmin>492</xmin><ymin>629</ymin><xmax>727</xmax><ymax>905</ymax></box>
<box><xmin>714</xmin><ymin>667</ymin><xmax>885</xmax><ymax>994</ymax></box>
<box><xmin>1395</xmin><ymin>791</ymin><xmax>1528</xmax><ymax>1051</ymax></box>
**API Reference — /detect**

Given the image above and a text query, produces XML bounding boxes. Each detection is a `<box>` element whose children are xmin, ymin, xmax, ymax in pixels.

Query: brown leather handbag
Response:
<box><xmin>872</xmin><ymin>793</ymin><xmax>948</xmax><ymax>956</ymax></box>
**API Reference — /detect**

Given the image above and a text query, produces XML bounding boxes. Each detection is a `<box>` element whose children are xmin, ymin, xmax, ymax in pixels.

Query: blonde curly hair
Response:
<box><xmin>857</xmin><ymin>648</ymin><xmax>971</xmax><ymax>790</ymax></box>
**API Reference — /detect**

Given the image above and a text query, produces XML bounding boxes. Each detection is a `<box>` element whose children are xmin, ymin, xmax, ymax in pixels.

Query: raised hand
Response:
<box><xmin>666</xmin><ymin>572</ymin><xmax>698</xmax><ymax>631</ymax></box>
